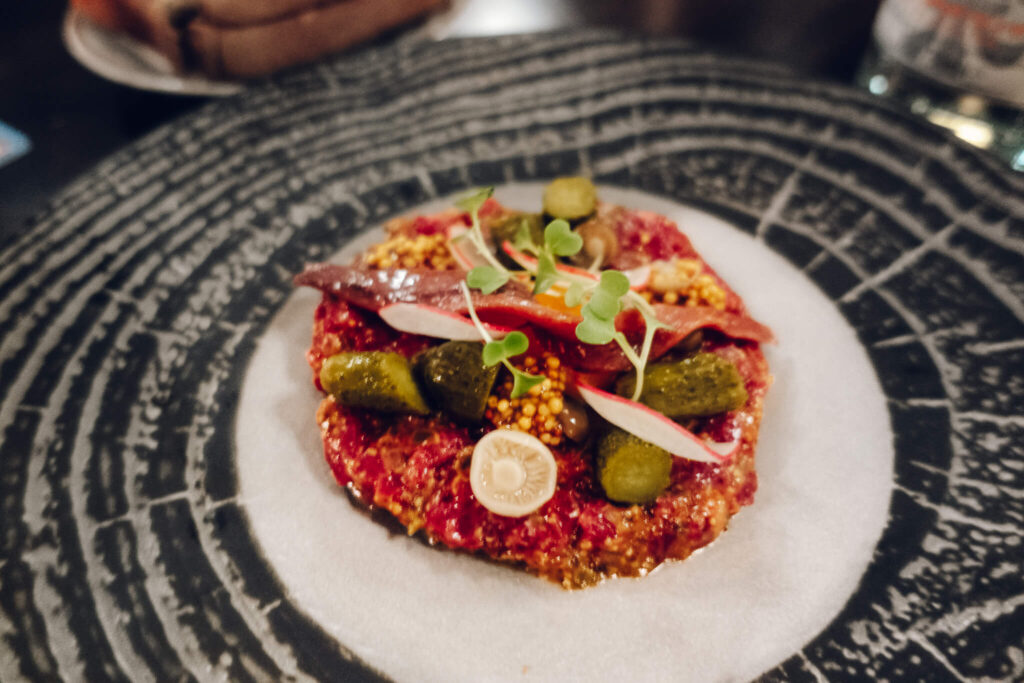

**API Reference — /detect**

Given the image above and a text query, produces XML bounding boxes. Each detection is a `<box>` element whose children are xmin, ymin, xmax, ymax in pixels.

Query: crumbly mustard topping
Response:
<box><xmin>641</xmin><ymin>258</ymin><xmax>727</xmax><ymax>310</ymax></box>
<box><xmin>363</xmin><ymin>232</ymin><xmax>456</xmax><ymax>271</ymax></box>
<box><xmin>485</xmin><ymin>354</ymin><xmax>568</xmax><ymax>446</ymax></box>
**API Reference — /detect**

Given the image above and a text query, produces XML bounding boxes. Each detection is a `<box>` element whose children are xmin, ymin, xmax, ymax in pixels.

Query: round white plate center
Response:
<box><xmin>235</xmin><ymin>185</ymin><xmax>894</xmax><ymax>683</ymax></box>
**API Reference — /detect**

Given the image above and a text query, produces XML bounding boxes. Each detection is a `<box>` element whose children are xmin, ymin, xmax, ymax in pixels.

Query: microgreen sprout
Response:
<box><xmin>456</xmin><ymin>187</ymin><xmax>508</xmax><ymax>281</ymax></box>
<box><xmin>466</xmin><ymin>266</ymin><xmax>508</xmax><ymax>294</ymax></box>
<box><xmin>454</xmin><ymin>186</ymin><xmax>666</xmax><ymax>402</ymax></box>
<box><xmin>460</xmin><ymin>281</ymin><xmax>545</xmax><ymax>398</ymax></box>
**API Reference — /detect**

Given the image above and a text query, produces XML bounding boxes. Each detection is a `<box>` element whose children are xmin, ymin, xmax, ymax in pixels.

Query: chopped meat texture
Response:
<box><xmin>301</xmin><ymin>199</ymin><xmax>772</xmax><ymax>587</ymax></box>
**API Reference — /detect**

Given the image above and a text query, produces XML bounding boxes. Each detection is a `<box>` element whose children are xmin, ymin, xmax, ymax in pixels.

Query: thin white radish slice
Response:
<box><xmin>501</xmin><ymin>242</ymin><xmax>596</xmax><ymax>279</ymax></box>
<box><xmin>576</xmin><ymin>383</ymin><xmax>740</xmax><ymax>463</ymax></box>
<box><xmin>623</xmin><ymin>263</ymin><xmax>651</xmax><ymax>290</ymax></box>
<box><xmin>446</xmin><ymin>226</ymin><xmax>491</xmax><ymax>270</ymax></box>
<box><xmin>379</xmin><ymin>303</ymin><xmax>511</xmax><ymax>341</ymax></box>
<box><xmin>502</xmin><ymin>242</ymin><xmax>652</xmax><ymax>291</ymax></box>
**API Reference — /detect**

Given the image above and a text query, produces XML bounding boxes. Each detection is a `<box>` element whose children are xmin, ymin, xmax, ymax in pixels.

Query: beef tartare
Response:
<box><xmin>295</xmin><ymin>180</ymin><xmax>773</xmax><ymax>588</ymax></box>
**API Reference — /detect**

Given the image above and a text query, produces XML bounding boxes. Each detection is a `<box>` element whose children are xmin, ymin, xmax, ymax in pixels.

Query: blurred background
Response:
<box><xmin>0</xmin><ymin>0</ymin><xmax>883</xmax><ymax>235</ymax></box>
<box><xmin>3</xmin><ymin>0</ymin><xmax>1022</xmax><ymax>241</ymax></box>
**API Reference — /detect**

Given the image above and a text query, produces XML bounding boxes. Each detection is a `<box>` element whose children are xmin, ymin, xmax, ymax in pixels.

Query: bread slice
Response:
<box><xmin>110</xmin><ymin>0</ymin><xmax>200</xmax><ymax>72</ymax></box>
<box><xmin>187</xmin><ymin>0</ymin><xmax>448</xmax><ymax>78</ymax></box>
<box><xmin>196</xmin><ymin>0</ymin><xmax>324</xmax><ymax>27</ymax></box>
<box><xmin>87</xmin><ymin>0</ymin><xmax>446</xmax><ymax>78</ymax></box>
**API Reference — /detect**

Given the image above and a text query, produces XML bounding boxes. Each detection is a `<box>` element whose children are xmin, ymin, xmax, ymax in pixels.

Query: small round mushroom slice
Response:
<box><xmin>469</xmin><ymin>429</ymin><xmax>557</xmax><ymax>517</ymax></box>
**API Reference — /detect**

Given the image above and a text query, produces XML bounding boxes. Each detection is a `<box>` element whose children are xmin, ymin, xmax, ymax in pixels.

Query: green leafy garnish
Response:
<box><xmin>459</xmin><ymin>280</ymin><xmax>544</xmax><ymax>399</ymax></box>
<box><xmin>482</xmin><ymin>331</ymin><xmax>529</xmax><ymax>366</ymax></box>
<box><xmin>564</xmin><ymin>281</ymin><xmax>585</xmax><ymax>308</ymax></box>
<box><xmin>533</xmin><ymin>251</ymin><xmax>559</xmax><ymax>295</ymax></box>
<box><xmin>598</xmin><ymin>270</ymin><xmax>630</xmax><ymax>296</ymax></box>
<box><xmin>575</xmin><ymin>314</ymin><xmax>617</xmax><ymax>345</ymax></box>
<box><xmin>513</xmin><ymin>219</ymin><xmax>537</xmax><ymax>252</ymax></box>
<box><xmin>467</xmin><ymin>266</ymin><xmax>509</xmax><ymax>294</ymax></box>
<box><xmin>457</xmin><ymin>186</ymin><xmax>508</xmax><ymax>275</ymax></box>
<box><xmin>543</xmin><ymin>219</ymin><xmax>583</xmax><ymax>257</ymax></box>
<box><xmin>454</xmin><ymin>186</ymin><xmax>666</xmax><ymax>402</ymax></box>
<box><xmin>455</xmin><ymin>187</ymin><xmax>493</xmax><ymax>215</ymax></box>
<box><xmin>588</xmin><ymin>272</ymin><xmax>628</xmax><ymax>318</ymax></box>
<box><xmin>511</xmin><ymin>369</ymin><xmax>545</xmax><ymax>397</ymax></box>
<box><xmin>530</xmin><ymin>218</ymin><xmax>584</xmax><ymax>295</ymax></box>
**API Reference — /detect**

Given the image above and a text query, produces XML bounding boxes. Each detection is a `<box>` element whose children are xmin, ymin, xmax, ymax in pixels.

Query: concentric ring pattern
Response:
<box><xmin>2</xmin><ymin>30</ymin><xmax>1023</xmax><ymax>681</ymax></box>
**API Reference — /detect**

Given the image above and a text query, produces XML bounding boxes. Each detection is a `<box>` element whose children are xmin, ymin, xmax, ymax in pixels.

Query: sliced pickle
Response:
<box><xmin>616</xmin><ymin>352</ymin><xmax>748</xmax><ymax>418</ymax></box>
<box><xmin>542</xmin><ymin>177</ymin><xmax>597</xmax><ymax>222</ymax></box>
<box><xmin>320</xmin><ymin>351</ymin><xmax>429</xmax><ymax>414</ymax></box>
<box><xmin>596</xmin><ymin>429</ymin><xmax>672</xmax><ymax>504</ymax></box>
<box><xmin>413</xmin><ymin>341</ymin><xmax>498</xmax><ymax>422</ymax></box>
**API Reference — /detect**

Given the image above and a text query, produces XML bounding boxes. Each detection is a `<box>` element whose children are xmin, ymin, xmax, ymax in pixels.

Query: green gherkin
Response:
<box><xmin>596</xmin><ymin>429</ymin><xmax>672</xmax><ymax>504</ymax></box>
<box><xmin>616</xmin><ymin>352</ymin><xmax>748</xmax><ymax>418</ymax></box>
<box><xmin>413</xmin><ymin>341</ymin><xmax>498</xmax><ymax>422</ymax></box>
<box><xmin>542</xmin><ymin>177</ymin><xmax>597</xmax><ymax>222</ymax></box>
<box><xmin>320</xmin><ymin>351</ymin><xmax>429</xmax><ymax>414</ymax></box>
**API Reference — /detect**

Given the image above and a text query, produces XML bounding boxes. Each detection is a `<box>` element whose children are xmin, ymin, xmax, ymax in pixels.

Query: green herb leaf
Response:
<box><xmin>584</xmin><ymin>269</ymin><xmax>631</xmax><ymax>320</ymax></box>
<box><xmin>543</xmin><ymin>219</ymin><xmax>583</xmax><ymax>257</ymax></box>
<box><xmin>513</xmin><ymin>219</ymin><xmax>537</xmax><ymax>252</ymax></box>
<box><xmin>466</xmin><ymin>266</ymin><xmax>509</xmax><ymax>294</ymax></box>
<box><xmin>502</xmin><ymin>330</ymin><xmax>530</xmax><ymax>356</ymax></box>
<box><xmin>587</xmin><ymin>288</ymin><xmax>621</xmax><ymax>320</ymax></box>
<box><xmin>481</xmin><ymin>340</ymin><xmax>505</xmax><ymax>366</ymax></box>
<box><xmin>510</xmin><ymin>368</ymin><xmax>545</xmax><ymax>398</ymax></box>
<box><xmin>564</xmin><ymin>281</ymin><xmax>585</xmax><ymax>308</ymax></box>
<box><xmin>599</xmin><ymin>270</ymin><xmax>630</xmax><ymax>297</ymax></box>
<box><xmin>575</xmin><ymin>312</ymin><xmax>617</xmax><ymax>345</ymax></box>
<box><xmin>533</xmin><ymin>251</ymin><xmax>559</xmax><ymax>295</ymax></box>
<box><xmin>481</xmin><ymin>331</ymin><xmax>530</xmax><ymax>366</ymax></box>
<box><xmin>455</xmin><ymin>187</ymin><xmax>494</xmax><ymax>215</ymax></box>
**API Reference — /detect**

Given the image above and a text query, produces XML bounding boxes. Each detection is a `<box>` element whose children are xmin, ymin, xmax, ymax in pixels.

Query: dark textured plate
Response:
<box><xmin>2</xmin><ymin>30</ymin><xmax>1023</xmax><ymax>682</ymax></box>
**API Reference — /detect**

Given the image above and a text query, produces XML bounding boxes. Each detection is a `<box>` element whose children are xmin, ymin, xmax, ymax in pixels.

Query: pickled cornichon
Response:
<box><xmin>542</xmin><ymin>177</ymin><xmax>597</xmax><ymax>222</ymax></box>
<box><xmin>320</xmin><ymin>351</ymin><xmax>429</xmax><ymax>414</ymax></box>
<box><xmin>596</xmin><ymin>429</ymin><xmax>672</xmax><ymax>504</ymax></box>
<box><xmin>413</xmin><ymin>341</ymin><xmax>498</xmax><ymax>422</ymax></box>
<box><xmin>615</xmin><ymin>352</ymin><xmax>748</xmax><ymax>418</ymax></box>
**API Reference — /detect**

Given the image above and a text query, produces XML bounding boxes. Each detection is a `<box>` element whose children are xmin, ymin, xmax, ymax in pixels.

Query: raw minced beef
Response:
<box><xmin>300</xmin><ymin>199</ymin><xmax>771</xmax><ymax>588</ymax></box>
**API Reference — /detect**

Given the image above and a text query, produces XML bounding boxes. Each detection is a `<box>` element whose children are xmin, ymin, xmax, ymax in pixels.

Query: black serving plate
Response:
<box><xmin>1</xmin><ymin>30</ymin><xmax>1022</xmax><ymax>682</ymax></box>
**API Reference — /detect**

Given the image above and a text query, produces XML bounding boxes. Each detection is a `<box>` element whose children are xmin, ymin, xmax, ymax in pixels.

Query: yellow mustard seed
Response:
<box><xmin>484</xmin><ymin>351</ymin><xmax>569</xmax><ymax>442</ymax></box>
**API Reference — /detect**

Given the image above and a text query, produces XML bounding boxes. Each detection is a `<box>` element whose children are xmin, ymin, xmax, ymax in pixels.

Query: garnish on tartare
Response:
<box><xmin>295</xmin><ymin>179</ymin><xmax>773</xmax><ymax>588</ymax></box>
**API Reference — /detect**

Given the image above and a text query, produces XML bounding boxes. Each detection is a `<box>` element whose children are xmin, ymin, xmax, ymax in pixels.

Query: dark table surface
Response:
<box><xmin>1</xmin><ymin>1</ymin><xmax>204</xmax><ymax>245</ymax></box>
<box><xmin>1</xmin><ymin>0</ymin><xmax>882</xmax><ymax>247</ymax></box>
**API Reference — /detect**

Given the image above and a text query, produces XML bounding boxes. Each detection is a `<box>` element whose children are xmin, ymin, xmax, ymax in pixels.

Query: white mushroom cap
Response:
<box><xmin>469</xmin><ymin>429</ymin><xmax>557</xmax><ymax>517</ymax></box>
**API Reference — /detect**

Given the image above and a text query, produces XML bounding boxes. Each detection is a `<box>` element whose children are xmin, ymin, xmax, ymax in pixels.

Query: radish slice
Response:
<box><xmin>379</xmin><ymin>303</ymin><xmax>511</xmax><ymax>341</ymax></box>
<box><xmin>446</xmin><ymin>226</ymin><xmax>492</xmax><ymax>270</ymax></box>
<box><xmin>501</xmin><ymin>242</ymin><xmax>598</xmax><ymax>280</ymax></box>
<box><xmin>576</xmin><ymin>383</ymin><xmax>739</xmax><ymax>463</ymax></box>
<box><xmin>502</xmin><ymin>242</ymin><xmax>651</xmax><ymax>291</ymax></box>
<box><xmin>623</xmin><ymin>264</ymin><xmax>651</xmax><ymax>290</ymax></box>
